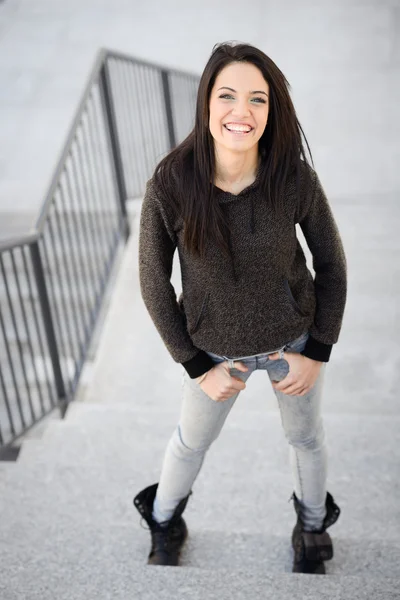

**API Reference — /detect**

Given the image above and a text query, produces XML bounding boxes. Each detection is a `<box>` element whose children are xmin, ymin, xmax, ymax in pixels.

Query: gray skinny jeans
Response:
<box><xmin>152</xmin><ymin>330</ymin><xmax>328</xmax><ymax>531</ymax></box>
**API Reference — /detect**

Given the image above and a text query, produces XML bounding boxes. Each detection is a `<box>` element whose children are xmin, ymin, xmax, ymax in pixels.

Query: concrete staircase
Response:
<box><xmin>1</xmin><ymin>201</ymin><xmax>399</xmax><ymax>599</ymax></box>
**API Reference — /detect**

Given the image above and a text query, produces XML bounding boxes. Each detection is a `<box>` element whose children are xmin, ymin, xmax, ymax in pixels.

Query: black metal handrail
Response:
<box><xmin>0</xmin><ymin>48</ymin><xmax>199</xmax><ymax>454</ymax></box>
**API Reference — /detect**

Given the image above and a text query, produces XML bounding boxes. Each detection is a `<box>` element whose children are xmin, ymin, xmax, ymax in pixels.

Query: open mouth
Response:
<box><xmin>223</xmin><ymin>124</ymin><xmax>253</xmax><ymax>136</ymax></box>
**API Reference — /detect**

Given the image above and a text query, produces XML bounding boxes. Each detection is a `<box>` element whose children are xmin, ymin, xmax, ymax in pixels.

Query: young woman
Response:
<box><xmin>133</xmin><ymin>41</ymin><xmax>346</xmax><ymax>575</ymax></box>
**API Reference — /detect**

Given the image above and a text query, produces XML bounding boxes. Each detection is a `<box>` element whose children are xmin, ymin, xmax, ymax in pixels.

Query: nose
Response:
<box><xmin>231</xmin><ymin>98</ymin><xmax>251</xmax><ymax>118</ymax></box>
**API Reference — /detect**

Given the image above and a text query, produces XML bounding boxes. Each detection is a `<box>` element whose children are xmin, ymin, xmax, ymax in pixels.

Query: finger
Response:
<box><xmin>288</xmin><ymin>385</ymin><xmax>309</xmax><ymax>396</ymax></box>
<box><xmin>283</xmin><ymin>388</ymin><xmax>302</xmax><ymax>397</ymax></box>
<box><xmin>299</xmin><ymin>386</ymin><xmax>310</xmax><ymax>396</ymax></box>
<box><xmin>235</xmin><ymin>362</ymin><xmax>249</xmax><ymax>371</ymax></box>
<box><xmin>216</xmin><ymin>391</ymin><xmax>235</xmax><ymax>402</ymax></box>
<box><xmin>230</xmin><ymin>376</ymin><xmax>246</xmax><ymax>389</ymax></box>
<box><xmin>272</xmin><ymin>376</ymin><xmax>296</xmax><ymax>392</ymax></box>
<box><xmin>288</xmin><ymin>384</ymin><xmax>308</xmax><ymax>395</ymax></box>
<box><xmin>275</xmin><ymin>382</ymin><xmax>304</xmax><ymax>395</ymax></box>
<box><xmin>291</xmin><ymin>388</ymin><xmax>306</xmax><ymax>397</ymax></box>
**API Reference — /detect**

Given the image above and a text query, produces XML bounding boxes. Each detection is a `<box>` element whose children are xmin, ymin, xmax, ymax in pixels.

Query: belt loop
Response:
<box><xmin>278</xmin><ymin>348</ymin><xmax>285</xmax><ymax>360</ymax></box>
<box><xmin>227</xmin><ymin>358</ymin><xmax>235</xmax><ymax>369</ymax></box>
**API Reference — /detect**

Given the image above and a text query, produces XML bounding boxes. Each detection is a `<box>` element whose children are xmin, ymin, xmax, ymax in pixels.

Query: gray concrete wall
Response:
<box><xmin>0</xmin><ymin>0</ymin><xmax>399</xmax><ymax>232</ymax></box>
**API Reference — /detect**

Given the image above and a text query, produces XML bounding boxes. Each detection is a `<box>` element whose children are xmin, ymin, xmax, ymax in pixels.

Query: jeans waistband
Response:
<box><xmin>207</xmin><ymin>345</ymin><xmax>286</xmax><ymax>362</ymax></box>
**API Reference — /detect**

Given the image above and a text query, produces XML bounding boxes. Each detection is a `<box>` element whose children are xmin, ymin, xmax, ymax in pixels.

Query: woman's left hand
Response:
<box><xmin>268</xmin><ymin>351</ymin><xmax>323</xmax><ymax>396</ymax></box>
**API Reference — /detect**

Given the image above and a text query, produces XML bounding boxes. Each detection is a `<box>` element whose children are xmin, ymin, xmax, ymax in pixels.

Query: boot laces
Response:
<box><xmin>139</xmin><ymin>515</ymin><xmax>180</xmax><ymax>537</ymax></box>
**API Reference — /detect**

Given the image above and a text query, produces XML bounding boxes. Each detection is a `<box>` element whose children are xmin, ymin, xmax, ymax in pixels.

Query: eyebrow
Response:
<box><xmin>217</xmin><ymin>86</ymin><xmax>268</xmax><ymax>97</ymax></box>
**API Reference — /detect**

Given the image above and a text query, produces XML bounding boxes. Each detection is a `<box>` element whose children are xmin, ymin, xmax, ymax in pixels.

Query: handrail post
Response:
<box><xmin>161</xmin><ymin>70</ymin><xmax>176</xmax><ymax>150</ymax></box>
<box><xmin>99</xmin><ymin>56</ymin><xmax>130</xmax><ymax>241</ymax></box>
<box><xmin>30</xmin><ymin>241</ymin><xmax>69</xmax><ymax>415</ymax></box>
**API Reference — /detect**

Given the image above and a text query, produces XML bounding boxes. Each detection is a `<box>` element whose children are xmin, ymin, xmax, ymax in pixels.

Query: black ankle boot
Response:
<box><xmin>289</xmin><ymin>490</ymin><xmax>341</xmax><ymax>574</ymax></box>
<box><xmin>133</xmin><ymin>483</ymin><xmax>192</xmax><ymax>566</ymax></box>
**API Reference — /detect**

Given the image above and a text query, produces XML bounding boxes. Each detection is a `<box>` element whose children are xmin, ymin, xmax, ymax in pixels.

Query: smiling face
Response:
<box><xmin>208</xmin><ymin>61</ymin><xmax>269</xmax><ymax>159</ymax></box>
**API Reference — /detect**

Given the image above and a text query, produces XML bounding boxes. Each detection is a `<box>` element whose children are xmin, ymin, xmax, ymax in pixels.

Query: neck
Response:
<box><xmin>214</xmin><ymin>150</ymin><xmax>260</xmax><ymax>185</ymax></box>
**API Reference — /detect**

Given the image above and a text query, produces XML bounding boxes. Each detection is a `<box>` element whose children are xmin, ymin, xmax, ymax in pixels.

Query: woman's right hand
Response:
<box><xmin>195</xmin><ymin>361</ymin><xmax>249</xmax><ymax>402</ymax></box>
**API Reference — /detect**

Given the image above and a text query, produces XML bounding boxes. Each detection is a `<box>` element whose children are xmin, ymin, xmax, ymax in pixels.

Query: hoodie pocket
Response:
<box><xmin>189</xmin><ymin>291</ymin><xmax>210</xmax><ymax>335</ymax></box>
<box><xmin>283</xmin><ymin>279</ymin><xmax>306</xmax><ymax>317</ymax></box>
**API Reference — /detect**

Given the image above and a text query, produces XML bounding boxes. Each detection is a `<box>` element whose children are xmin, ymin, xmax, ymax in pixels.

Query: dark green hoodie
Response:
<box><xmin>138</xmin><ymin>161</ymin><xmax>347</xmax><ymax>379</ymax></box>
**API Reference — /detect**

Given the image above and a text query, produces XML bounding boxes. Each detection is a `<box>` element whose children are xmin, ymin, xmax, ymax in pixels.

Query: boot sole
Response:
<box><xmin>293</xmin><ymin>559</ymin><xmax>326</xmax><ymax>574</ymax></box>
<box><xmin>298</xmin><ymin>531</ymin><xmax>333</xmax><ymax>562</ymax></box>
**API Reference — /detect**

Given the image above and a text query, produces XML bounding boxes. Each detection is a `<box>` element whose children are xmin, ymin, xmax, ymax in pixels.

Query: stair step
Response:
<box><xmin>0</xmin><ymin>464</ymin><xmax>399</xmax><ymax>581</ymax></box>
<box><xmin>3</xmin><ymin>439</ymin><xmax>399</xmax><ymax>542</ymax></box>
<box><xmin>17</xmin><ymin>409</ymin><xmax>400</xmax><ymax>483</ymax></box>
<box><xmin>0</xmin><ymin>461</ymin><xmax>17</xmax><ymax>476</ymax></box>
<box><xmin>1</xmin><ymin>558</ymin><xmax>398</xmax><ymax>600</ymax></box>
<box><xmin>17</xmin><ymin>438</ymin><xmax>44</xmax><ymax>462</ymax></box>
<box><xmin>0</xmin><ymin>490</ymin><xmax>400</xmax><ymax>577</ymax></box>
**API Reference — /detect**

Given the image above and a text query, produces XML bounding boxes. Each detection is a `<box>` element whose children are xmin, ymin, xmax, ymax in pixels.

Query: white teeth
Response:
<box><xmin>224</xmin><ymin>125</ymin><xmax>252</xmax><ymax>133</ymax></box>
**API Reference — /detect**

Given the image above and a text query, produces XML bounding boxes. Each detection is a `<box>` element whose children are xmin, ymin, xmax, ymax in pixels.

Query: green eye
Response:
<box><xmin>219</xmin><ymin>94</ymin><xmax>266</xmax><ymax>104</ymax></box>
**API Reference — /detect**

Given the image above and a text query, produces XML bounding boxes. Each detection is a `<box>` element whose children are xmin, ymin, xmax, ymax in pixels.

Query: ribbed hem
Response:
<box><xmin>300</xmin><ymin>335</ymin><xmax>332</xmax><ymax>362</ymax></box>
<box><xmin>182</xmin><ymin>350</ymin><xmax>216</xmax><ymax>379</ymax></box>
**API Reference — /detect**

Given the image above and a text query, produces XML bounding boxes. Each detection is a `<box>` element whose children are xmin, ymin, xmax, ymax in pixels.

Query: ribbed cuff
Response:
<box><xmin>182</xmin><ymin>350</ymin><xmax>216</xmax><ymax>379</ymax></box>
<box><xmin>300</xmin><ymin>335</ymin><xmax>332</xmax><ymax>362</ymax></box>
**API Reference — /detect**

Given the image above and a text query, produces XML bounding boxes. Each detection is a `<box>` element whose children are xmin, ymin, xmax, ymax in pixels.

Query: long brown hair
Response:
<box><xmin>153</xmin><ymin>41</ymin><xmax>314</xmax><ymax>260</ymax></box>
